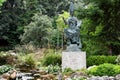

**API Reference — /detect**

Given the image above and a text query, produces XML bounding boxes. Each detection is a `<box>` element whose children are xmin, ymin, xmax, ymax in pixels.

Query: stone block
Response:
<box><xmin>62</xmin><ymin>51</ymin><xmax>86</xmax><ymax>70</ymax></box>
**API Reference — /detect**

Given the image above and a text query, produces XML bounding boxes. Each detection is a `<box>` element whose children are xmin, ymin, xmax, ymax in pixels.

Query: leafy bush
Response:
<box><xmin>0</xmin><ymin>65</ymin><xmax>13</xmax><ymax>74</ymax></box>
<box><xmin>63</xmin><ymin>68</ymin><xmax>74</xmax><ymax>75</ymax></box>
<box><xmin>0</xmin><ymin>51</ymin><xmax>17</xmax><ymax>66</ymax></box>
<box><xmin>95</xmin><ymin>64</ymin><xmax>115</xmax><ymax>76</ymax></box>
<box><xmin>24</xmin><ymin>55</ymin><xmax>36</xmax><ymax>68</ymax></box>
<box><xmin>114</xmin><ymin>65</ymin><xmax>120</xmax><ymax>75</ymax></box>
<box><xmin>20</xmin><ymin>13</ymin><xmax>52</xmax><ymax>47</ymax></box>
<box><xmin>17</xmin><ymin>54</ymin><xmax>36</xmax><ymax>71</ymax></box>
<box><xmin>45</xmin><ymin>65</ymin><xmax>61</xmax><ymax>74</ymax></box>
<box><xmin>88</xmin><ymin>63</ymin><xmax>120</xmax><ymax>76</ymax></box>
<box><xmin>87</xmin><ymin>55</ymin><xmax>117</xmax><ymax>67</ymax></box>
<box><xmin>87</xmin><ymin>66</ymin><xmax>98</xmax><ymax>75</ymax></box>
<box><xmin>42</xmin><ymin>53</ymin><xmax>61</xmax><ymax>66</ymax></box>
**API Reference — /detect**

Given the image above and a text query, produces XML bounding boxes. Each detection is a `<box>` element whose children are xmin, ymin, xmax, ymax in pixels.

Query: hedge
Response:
<box><xmin>87</xmin><ymin>55</ymin><xmax>117</xmax><ymax>67</ymax></box>
<box><xmin>88</xmin><ymin>63</ymin><xmax>120</xmax><ymax>76</ymax></box>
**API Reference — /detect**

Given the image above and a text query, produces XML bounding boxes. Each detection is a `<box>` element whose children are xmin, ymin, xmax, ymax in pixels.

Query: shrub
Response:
<box><xmin>45</xmin><ymin>65</ymin><xmax>61</xmax><ymax>74</ymax></box>
<box><xmin>88</xmin><ymin>66</ymin><xmax>98</xmax><ymax>75</ymax></box>
<box><xmin>88</xmin><ymin>63</ymin><xmax>120</xmax><ymax>76</ymax></box>
<box><xmin>63</xmin><ymin>68</ymin><xmax>74</xmax><ymax>75</ymax></box>
<box><xmin>87</xmin><ymin>55</ymin><xmax>117</xmax><ymax>67</ymax></box>
<box><xmin>95</xmin><ymin>63</ymin><xmax>115</xmax><ymax>76</ymax></box>
<box><xmin>17</xmin><ymin>54</ymin><xmax>36</xmax><ymax>72</ymax></box>
<box><xmin>20</xmin><ymin>13</ymin><xmax>52</xmax><ymax>47</ymax></box>
<box><xmin>24</xmin><ymin>55</ymin><xmax>36</xmax><ymax>68</ymax></box>
<box><xmin>0</xmin><ymin>65</ymin><xmax>13</xmax><ymax>74</ymax></box>
<box><xmin>114</xmin><ymin>65</ymin><xmax>120</xmax><ymax>75</ymax></box>
<box><xmin>0</xmin><ymin>51</ymin><xmax>17</xmax><ymax>66</ymax></box>
<box><xmin>42</xmin><ymin>53</ymin><xmax>61</xmax><ymax>66</ymax></box>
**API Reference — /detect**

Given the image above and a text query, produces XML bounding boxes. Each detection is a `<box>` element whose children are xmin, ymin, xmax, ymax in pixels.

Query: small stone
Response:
<box><xmin>102</xmin><ymin>76</ymin><xmax>109</xmax><ymax>80</ymax></box>
<box><xmin>89</xmin><ymin>76</ymin><xmax>98</xmax><ymax>80</ymax></box>
<box><xmin>34</xmin><ymin>74</ymin><xmax>40</xmax><ymax>77</ymax></box>
<box><xmin>57</xmin><ymin>73</ymin><xmax>62</xmax><ymax>80</ymax></box>
<box><xmin>115</xmin><ymin>74</ymin><xmax>120</xmax><ymax>80</ymax></box>
<box><xmin>98</xmin><ymin>77</ymin><xmax>104</xmax><ymax>80</ymax></box>
<box><xmin>109</xmin><ymin>76</ymin><xmax>115</xmax><ymax>80</ymax></box>
<box><xmin>1</xmin><ymin>78</ymin><xmax>8</xmax><ymax>80</ymax></box>
<box><xmin>2</xmin><ymin>73</ymin><xmax>10</xmax><ymax>79</ymax></box>
<box><xmin>9</xmin><ymin>70</ymin><xmax>17</xmax><ymax>79</ymax></box>
<box><xmin>39</xmin><ymin>70</ymin><xmax>47</xmax><ymax>75</ymax></box>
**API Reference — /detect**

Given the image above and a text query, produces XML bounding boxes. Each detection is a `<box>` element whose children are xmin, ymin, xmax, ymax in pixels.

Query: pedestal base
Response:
<box><xmin>62</xmin><ymin>51</ymin><xmax>86</xmax><ymax>70</ymax></box>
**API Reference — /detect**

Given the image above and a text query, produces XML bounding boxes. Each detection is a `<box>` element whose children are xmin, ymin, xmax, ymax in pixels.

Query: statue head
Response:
<box><xmin>68</xmin><ymin>17</ymin><xmax>77</xmax><ymax>28</ymax></box>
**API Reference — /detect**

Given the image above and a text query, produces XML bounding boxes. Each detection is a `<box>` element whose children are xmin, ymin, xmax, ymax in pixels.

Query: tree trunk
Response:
<box><xmin>109</xmin><ymin>45</ymin><xmax>113</xmax><ymax>55</ymax></box>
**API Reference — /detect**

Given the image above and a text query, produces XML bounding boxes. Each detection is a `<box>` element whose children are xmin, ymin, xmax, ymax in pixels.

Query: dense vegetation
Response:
<box><xmin>0</xmin><ymin>0</ymin><xmax>120</xmax><ymax>55</ymax></box>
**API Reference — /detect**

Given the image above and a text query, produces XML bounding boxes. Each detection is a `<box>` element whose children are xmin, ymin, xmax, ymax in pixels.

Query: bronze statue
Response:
<box><xmin>63</xmin><ymin>1</ymin><xmax>82</xmax><ymax>49</ymax></box>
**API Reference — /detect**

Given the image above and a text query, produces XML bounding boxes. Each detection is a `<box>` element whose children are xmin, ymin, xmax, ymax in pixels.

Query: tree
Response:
<box><xmin>0</xmin><ymin>0</ymin><xmax>5</xmax><ymax>7</ymax></box>
<box><xmin>20</xmin><ymin>13</ymin><xmax>52</xmax><ymax>47</ymax></box>
<box><xmin>55</xmin><ymin>11</ymin><xmax>70</xmax><ymax>49</ymax></box>
<box><xmin>0</xmin><ymin>0</ymin><xmax>40</xmax><ymax>50</ymax></box>
<box><xmin>77</xmin><ymin>0</ymin><xmax>120</xmax><ymax>55</ymax></box>
<box><xmin>39</xmin><ymin>0</ymin><xmax>70</xmax><ymax>17</ymax></box>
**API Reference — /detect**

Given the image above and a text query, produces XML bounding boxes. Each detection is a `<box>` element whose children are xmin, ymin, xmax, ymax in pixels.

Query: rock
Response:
<box><xmin>39</xmin><ymin>70</ymin><xmax>47</xmax><ymax>75</ymax></box>
<box><xmin>98</xmin><ymin>77</ymin><xmax>104</xmax><ymax>80</ymax></box>
<box><xmin>115</xmin><ymin>74</ymin><xmax>120</xmax><ymax>80</ymax></box>
<box><xmin>2</xmin><ymin>73</ymin><xmax>10</xmax><ymax>80</ymax></box>
<box><xmin>102</xmin><ymin>76</ymin><xmax>109</xmax><ymax>80</ymax></box>
<box><xmin>109</xmin><ymin>76</ymin><xmax>115</xmax><ymax>80</ymax></box>
<box><xmin>21</xmin><ymin>76</ymin><xmax>34</xmax><ymax>80</ymax></box>
<box><xmin>57</xmin><ymin>73</ymin><xmax>62</xmax><ymax>80</ymax></box>
<box><xmin>10</xmin><ymin>52</ymin><xmax>17</xmax><ymax>56</ymax></box>
<box><xmin>41</xmin><ymin>74</ymin><xmax>55</xmax><ymax>80</ymax></box>
<box><xmin>89</xmin><ymin>76</ymin><xmax>98</xmax><ymax>80</ymax></box>
<box><xmin>70</xmin><ymin>72</ymin><xmax>78</xmax><ymax>78</ymax></box>
<box><xmin>36</xmin><ymin>79</ymin><xmax>41</xmax><ymax>80</ymax></box>
<box><xmin>63</xmin><ymin>75</ymin><xmax>68</xmax><ymax>80</ymax></box>
<box><xmin>1</xmin><ymin>78</ymin><xmax>8</xmax><ymax>80</ymax></box>
<box><xmin>34</xmin><ymin>74</ymin><xmax>40</xmax><ymax>77</ymax></box>
<box><xmin>9</xmin><ymin>70</ymin><xmax>17</xmax><ymax>79</ymax></box>
<box><xmin>34</xmin><ymin>73</ymin><xmax>40</xmax><ymax>80</ymax></box>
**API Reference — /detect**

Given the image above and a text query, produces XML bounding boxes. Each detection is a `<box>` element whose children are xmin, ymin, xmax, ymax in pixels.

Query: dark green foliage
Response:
<box><xmin>20</xmin><ymin>13</ymin><xmax>52</xmax><ymax>47</ymax></box>
<box><xmin>0</xmin><ymin>0</ymin><xmax>40</xmax><ymax>50</ymax></box>
<box><xmin>88</xmin><ymin>63</ymin><xmax>120</xmax><ymax>76</ymax></box>
<box><xmin>0</xmin><ymin>65</ymin><xmax>13</xmax><ymax>74</ymax></box>
<box><xmin>87</xmin><ymin>55</ymin><xmax>117</xmax><ymax>67</ymax></box>
<box><xmin>96</xmin><ymin>64</ymin><xmax>115</xmax><ymax>76</ymax></box>
<box><xmin>39</xmin><ymin>0</ymin><xmax>69</xmax><ymax>17</ymax></box>
<box><xmin>77</xmin><ymin>0</ymin><xmax>120</xmax><ymax>55</ymax></box>
<box><xmin>42</xmin><ymin>53</ymin><xmax>61</xmax><ymax>66</ymax></box>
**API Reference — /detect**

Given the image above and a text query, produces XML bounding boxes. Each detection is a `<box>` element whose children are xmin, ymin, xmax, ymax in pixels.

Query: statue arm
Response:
<box><xmin>77</xmin><ymin>20</ymin><xmax>82</xmax><ymax>28</ymax></box>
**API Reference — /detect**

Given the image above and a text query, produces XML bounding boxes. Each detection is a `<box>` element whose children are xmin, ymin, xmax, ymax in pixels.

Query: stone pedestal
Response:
<box><xmin>62</xmin><ymin>51</ymin><xmax>86</xmax><ymax>70</ymax></box>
